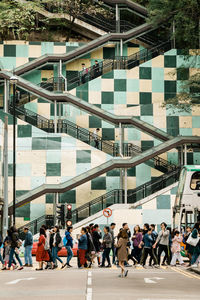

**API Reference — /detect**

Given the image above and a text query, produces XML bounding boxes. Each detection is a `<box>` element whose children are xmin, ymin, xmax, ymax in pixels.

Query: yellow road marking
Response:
<box><xmin>170</xmin><ymin>267</ymin><xmax>200</xmax><ymax>280</ymax></box>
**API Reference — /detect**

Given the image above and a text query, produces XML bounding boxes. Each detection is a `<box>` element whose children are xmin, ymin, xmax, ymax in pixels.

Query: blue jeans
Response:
<box><xmin>24</xmin><ymin>245</ymin><xmax>33</xmax><ymax>265</ymax></box>
<box><xmin>8</xmin><ymin>247</ymin><xmax>23</xmax><ymax>267</ymax></box>
<box><xmin>52</xmin><ymin>246</ymin><xmax>63</xmax><ymax>265</ymax></box>
<box><xmin>66</xmin><ymin>246</ymin><xmax>73</xmax><ymax>264</ymax></box>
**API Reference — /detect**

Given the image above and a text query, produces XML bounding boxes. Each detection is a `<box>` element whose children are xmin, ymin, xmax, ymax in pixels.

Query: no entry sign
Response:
<box><xmin>103</xmin><ymin>208</ymin><xmax>112</xmax><ymax>218</ymax></box>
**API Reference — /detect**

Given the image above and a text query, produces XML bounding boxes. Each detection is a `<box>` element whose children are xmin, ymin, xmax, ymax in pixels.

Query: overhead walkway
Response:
<box><xmin>17</xmin><ymin>167</ymin><xmax>179</xmax><ymax>234</ymax></box>
<box><xmin>9</xmin><ymin>104</ymin><xmax>175</xmax><ymax>172</ymax></box>
<box><xmin>11</xmin><ymin>23</ymin><xmax>154</xmax><ymax>76</ymax></box>
<box><xmin>0</xmin><ymin>71</ymin><xmax>172</xmax><ymax>142</ymax></box>
<box><xmin>8</xmin><ymin>136</ymin><xmax>200</xmax><ymax>213</ymax></box>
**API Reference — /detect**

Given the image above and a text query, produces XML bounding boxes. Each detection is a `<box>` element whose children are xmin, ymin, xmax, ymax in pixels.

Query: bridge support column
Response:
<box><xmin>124</xmin><ymin>168</ymin><xmax>127</xmax><ymax>204</ymax></box>
<box><xmin>54</xmin><ymin>100</ymin><xmax>57</xmax><ymax>133</ymax></box>
<box><xmin>53</xmin><ymin>193</ymin><xmax>58</xmax><ymax>226</ymax></box>
<box><xmin>184</xmin><ymin>144</ymin><xmax>187</xmax><ymax>165</ymax></box>
<box><xmin>3</xmin><ymin>116</ymin><xmax>8</xmax><ymax>238</ymax></box>
<box><xmin>4</xmin><ymin>79</ymin><xmax>9</xmax><ymax>113</ymax></box>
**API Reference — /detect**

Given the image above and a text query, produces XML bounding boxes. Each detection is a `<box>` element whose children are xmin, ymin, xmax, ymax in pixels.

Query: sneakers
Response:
<box><xmin>105</xmin><ymin>265</ymin><xmax>111</xmax><ymax>268</ymax></box>
<box><xmin>191</xmin><ymin>264</ymin><xmax>198</xmax><ymax>268</ymax></box>
<box><xmin>124</xmin><ymin>270</ymin><xmax>129</xmax><ymax>277</ymax></box>
<box><xmin>28</xmin><ymin>264</ymin><xmax>33</xmax><ymax>267</ymax></box>
<box><xmin>18</xmin><ymin>266</ymin><xmax>24</xmax><ymax>270</ymax></box>
<box><xmin>23</xmin><ymin>264</ymin><xmax>28</xmax><ymax>267</ymax></box>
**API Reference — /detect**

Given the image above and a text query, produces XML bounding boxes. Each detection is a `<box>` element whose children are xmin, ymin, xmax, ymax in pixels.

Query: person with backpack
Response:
<box><xmin>52</xmin><ymin>226</ymin><xmax>65</xmax><ymax>269</ymax></box>
<box><xmin>92</xmin><ymin>224</ymin><xmax>102</xmax><ymax>266</ymax></box>
<box><xmin>23</xmin><ymin>227</ymin><xmax>33</xmax><ymax>267</ymax></box>
<box><xmin>64</xmin><ymin>226</ymin><xmax>73</xmax><ymax>268</ymax></box>
<box><xmin>41</xmin><ymin>225</ymin><xmax>54</xmax><ymax>270</ymax></box>
<box><xmin>78</xmin><ymin>227</ymin><xmax>88</xmax><ymax>269</ymax></box>
<box><xmin>0</xmin><ymin>234</ymin><xmax>4</xmax><ymax>266</ymax></box>
<box><xmin>7</xmin><ymin>226</ymin><xmax>23</xmax><ymax>270</ymax></box>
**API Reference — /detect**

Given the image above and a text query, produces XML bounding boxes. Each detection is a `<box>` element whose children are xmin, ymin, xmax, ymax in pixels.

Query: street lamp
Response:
<box><xmin>10</xmin><ymin>75</ymin><xmax>18</xmax><ymax>225</ymax></box>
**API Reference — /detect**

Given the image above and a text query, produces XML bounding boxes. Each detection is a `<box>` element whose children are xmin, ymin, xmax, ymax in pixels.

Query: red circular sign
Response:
<box><xmin>103</xmin><ymin>208</ymin><xmax>112</xmax><ymax>218</ymax></box>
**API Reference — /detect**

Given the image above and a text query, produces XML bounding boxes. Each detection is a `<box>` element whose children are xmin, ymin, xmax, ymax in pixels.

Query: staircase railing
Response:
<box><xmin>16</xmin><ymin>166</ymin><xmax>181</xmax><ymax>234</ymax></box>
<box><xmin>38</xmin><ymin>40</ymin><xmax>171</xmax><ymax>92</ymax></box>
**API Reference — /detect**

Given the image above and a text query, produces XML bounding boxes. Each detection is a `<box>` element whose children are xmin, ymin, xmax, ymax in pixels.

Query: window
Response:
<box><xmin>190</xmin><ymin>172</ymin><xmax>200</xmax><ymax>190</ymax></box>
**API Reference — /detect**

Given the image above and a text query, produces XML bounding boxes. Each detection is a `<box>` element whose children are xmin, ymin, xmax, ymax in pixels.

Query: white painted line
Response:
<box><xmin>144</xmin><ymin>277</ymin><xmax>164</xmax><ymax>284</ymax></box>
<box><xmin>6</xmin><ymin>278</ymin><xmax>35</xmax><ymax>285</ymax></box>
<box><xmin>88</xmin><ymin>271</ymin><xmax>92</xmax><ymax>277</ymax></box>
<box><xmin>88</xmin><ymin>277</ymin><xmax>92</xmax><ymax>285</ymax></box>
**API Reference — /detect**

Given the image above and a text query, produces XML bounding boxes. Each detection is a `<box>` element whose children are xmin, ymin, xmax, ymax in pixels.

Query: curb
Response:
<box><xmin>188</xmin><ymin>267</ymin><xmax>200</xmax><ymax>275</ymax></box>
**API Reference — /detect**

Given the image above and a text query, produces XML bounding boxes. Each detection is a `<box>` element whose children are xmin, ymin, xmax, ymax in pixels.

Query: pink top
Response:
<box><xmin>171</xmin><ymin>235</ymin><xmax>183</xmax><ymax>253</ymax></box>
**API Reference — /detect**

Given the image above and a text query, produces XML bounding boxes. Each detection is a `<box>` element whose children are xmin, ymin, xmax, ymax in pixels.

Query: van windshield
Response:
<box><xmin>190</xmin><ymin>172</ymin><xmax>200</xmax><ymax>190</ymax></box>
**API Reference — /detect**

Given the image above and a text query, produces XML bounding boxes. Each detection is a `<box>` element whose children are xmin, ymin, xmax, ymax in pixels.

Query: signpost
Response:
<box><xmin>103</xmin><ymin>208</ymin><xmax>112</xmax><ymax>225</ymax></box>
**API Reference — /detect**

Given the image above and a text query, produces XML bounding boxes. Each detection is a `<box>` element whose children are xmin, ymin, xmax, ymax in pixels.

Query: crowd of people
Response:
<box><xmin>0</xmin><ymin>221</ymin><xmax>199</xmax><ymax>278</ymax></box>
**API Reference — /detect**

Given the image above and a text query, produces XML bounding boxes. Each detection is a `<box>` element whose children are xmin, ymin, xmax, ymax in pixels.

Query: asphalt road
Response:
<box><xmin>0</xmin><ymin>259</ymin><xmax>199</xmax><ymax>300</ymax></box>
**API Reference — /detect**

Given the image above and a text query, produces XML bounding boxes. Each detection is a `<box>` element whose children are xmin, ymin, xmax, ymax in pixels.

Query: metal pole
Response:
<box><xmin>13</xmin><ymin>84</ymin><xmax>16</xmax><ymax>225</ymax></box>
<box><xmin>59</xmin><ymin>59</ymin><xmax>67</xmax><ymax>91</ymax></box>
<box><xmin>172</xmin><ymin>20</ymin><xmax>175</xmax><ymax>48</ymax></box>
<box><xmin>184</xmin><ymin>144</ymin><xmax>187</xmax><ymax>165</ymax></box>
<box><xmin>58</xmin><ymin>102</ymin><xmax>61</xmax><ymax>133</ymax></box>
<box><xmin>180</xmin><ymin>145</ymin><xmax>183</xmax><ymax>165</ymax></box>
<box><xmin>120</xmin><ymin>39</ymin><xmax>123</xmax><ymax>57</ymax></box>
<box><xmin>124</xmin><ymin>168</ymin><xmax>127</xmax><ymax>204</ymax></box>
<box><xmin>4</xmin><ymin>79</ymin><xmax>8</xmax><ymax>113</ymax></box>
<box><xmin>54</xmin><ymin>100</ymin><xmax>57</xmax><ymax>133</ymax></box>
<box><xmin>53</xmin><ymin>193</ymin><xmax>58</xmax><ymax>226</ymax></box>
<box><xmin>3</xmin><ymin>116</ymin><xmax>8</xmax><ymax>238</ymax></box>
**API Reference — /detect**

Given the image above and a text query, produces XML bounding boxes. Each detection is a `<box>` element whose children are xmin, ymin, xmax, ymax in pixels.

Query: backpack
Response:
<box><xmin>44</xmin><ymin>238</ymin><xmax>49</xmax><ymax>250</ymax></box>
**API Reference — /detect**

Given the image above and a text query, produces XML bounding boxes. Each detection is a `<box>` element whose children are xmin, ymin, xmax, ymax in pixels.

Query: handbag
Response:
<box><xmin>186</xmin><ymin>233</ymin><xmax>200</xmax><ymax>247</ymax></box>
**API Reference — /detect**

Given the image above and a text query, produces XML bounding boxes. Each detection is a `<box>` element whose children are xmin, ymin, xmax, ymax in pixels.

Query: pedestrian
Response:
<box><xmin>149</xmin><ymin>224</ymin><xmax>158</xmax><ymax>266</ymax></box>
<box><xmin>93</xmin><ymin>128</ymin><xmax>100</xmax><ymax>149</ymax></box>
<box><xmin>92</xmin><ymin>224</ymin><xmax>102</xmax><ymax>266</ymax></box>
<box><xmin>52</xmin><ymin>226</ymin><xmax>65</xmax><ymax>269</ymax></box>
<box><xmin>0</xmin><ymin>234</ymin><xmax>4</xmax><ymax>267</ymax></box>
<box><xmin>153</xmin><ymin>222</ymin><xmax>170</xmax><ymax>265</ymax></box>
<box><xmin>170</xmin><ymin>230</ymin><xmax>184</xmax><ymax>266</ymax></box>
<box><xmin>115</xmin><ymin>229</ymin><xmax>129</xmax><ymax>277</ymax></box>
<box><xmin>99</xmin><ymin>226</ymin><xmax>112</xmax><ymax>268</ymax></box>
<box><xmin>122</xmin><ymin>223</ymin><xmax>137</xmax><ymax>265</ymax></box>
<box><xmin>93</xmin><ymin>60</ymin><xmax>100</xmax><ymax>79</ymax></box>
<box><xmin>23</xmin><ymin>227</ymin><xmax>33</xmax><ymax>267</ymax></box>
<box><xmin>7</xmin><ymin>226</ymin><xmax>23</xmax><ymax>270</ymax></box>
<box><xmin>183</xmin><ymin>226</ymin><xmax>192</xmax><ymax>265</ymax></box>
<box><xmin>189</xmin><ymin>223</ymin><xmax>200</xmax><ymax>267</ymax></box>
<box><xmin>110</xmin><ymin>223</ymin><xmax>116</xmax><ymax>264</ymax></box>
<box><xmin>64</xmin><ymin>226</ymin><xmax>74</xmax><ymax>268</ymax></box>
<box><xmin>41</xmin><ymin>225</ymin><xmax>54</xmax><ymax>270</ymax></box>
<box><xmin>78</xmin><ymin>227</ymin><xmax>88</xmax><ymax>269</ymax></box>
<box><xmin>162</xmin><ymin>227</ymin><xmax>172</xmax><ymax>266</ymax></box>
<box><xmin>36</xmin><ymin>227</ymin><xmax>49</xmax><ymax>271</ymax></box>
<box><xmin>81</xmin><ymin>63</ymin><xmax>88</xmax><ymax>84</ymax></box>
<box><xmin>141</xmin><ymin>227</ymin><xmax>158</xmax><ymax>267</ymax></box>
<box><xmin>1</xmin><ymin>240</ymin><xmax>16</xmax><ymax>270</ymax></box>
<box><xmin>86</xmin><ymin>226</ymin><xmax>96</xmax><ymax>268</ymax></box>
<box><xmin>131</xmin><ymin>225</ymin><xmax>143</xmax><ymax>264</ymax></box>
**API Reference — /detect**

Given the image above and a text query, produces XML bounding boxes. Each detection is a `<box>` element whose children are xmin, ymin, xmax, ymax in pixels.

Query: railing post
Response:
<box><xmin>89</xmin><ymin>202</ymin><xmax>91</xmax><ymax>217</ymax></box>
<box><xmin>101</xmin><ymin>197</ymin><xmax>104</xmax><ymax>210</ymax></box>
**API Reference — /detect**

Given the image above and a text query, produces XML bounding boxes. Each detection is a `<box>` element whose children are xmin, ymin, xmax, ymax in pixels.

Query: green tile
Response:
<box><xmin>8</xmin><ymin>164</ymin><xmax>13</xmax><ymax>176</ymax></box>
<box><xmin>114</xmin><ymin>79</ymin><xmax>126</xmax><ymax>91</ymax></box>
<box><xmin>192</xmin><ymin>116</ymin><xmax>200</xmax><ymax>128</ymax></box>
<box><xmin>89</xmin><ymin>116</ymin><xmax>102</xmax><ymax>128</ymax></box>
<box><xmin>127</xmin><ymin>79</ymin><xmax>139</xmax><ymax>92</ymax></box>
<box><xmin>46</xmin><ymin>194</ymin><xmax>54</xmax><ymax>203</ymax></box>
<box><xmin>167</xmin><ymin>116</ymin><xmax>179</xmax><ymax>136</ymax></box>
<box><xmin>50</xmin><ymin>103</ymin><xmax>63</xmax><ymax>116</ymax></box>
<box><xmin>114</xmin><ymin>92</ymin><xmax>126</xmax><ymax>104</ymax></box>
<box><xmin>139</xmin><ymin>92</ymin><xmax>152</xmax><ymax>104</ymax></box>
<box><xmin>141</xmin><ymin>104</ymin><xmax>153</xmax><ymax>116</ymax></box>
<box><xmin>102</xmin><ymin>92</ymin><xmax>114</xmax><ymax>104</ymax></box>
<box><xmin>102</xmin><ymin>71</ymin><xmax>114</xmax><ymax>79</ymax></box>
<box><xmin>46</xmin><ymin>163</ymin><xmax>61</xmax><ymax>176</ymax></box>
<box><xmin>106</xmin><ymin>169</ymin><xmax>120</xmax><ymax>177</ymax></box>
<box><xmin>29</xmin><ymin>41</ymin><xmax>41</xmax><ymax>45</ymax></box>
<box><xmin>59</xmin><ymin>190</ymin><xmax>76</xmax><ymax>204</ymax></box>
<box><xmin>32</xmin><ymin>138</ymin><xmax>46</xmax><ymax>150</ymax></box>
<box><xmin>152</xmin><ymin>68</ymin><xmax>164</xmax><ymax>80</ymax></box>
<box><xmin>127</xmin><ymin>167</ymin><xmax>136</xmax><ymax>177</ymax></box>
<box><xmin>141</xmin><ymin>141</ymin><xmax>154</xmax><ymax>151</ymax></box>
<box><xmin>164</xmin><ymin>56</ymin><xmax>176</xmax><ymax>68</ymax></box>
<box><xmin>177</xmin><ymin>49</ymin><xmax>189</xmax><ymax>55</ymax></box>
<box><xmin>164</xmin><ymin>81</ymin><xmax>176</xmax><ymax>93</ymax></box>
<box><xmin>4</xmin><ymin>45</ymin><xmax>16</xmax><ymax>57</ymax></box>
<box><xmin>102</xmin><ymin>128</ymin><xmax>115</xmax><ymax>140</ymax></box>
<box><xmin>152</xmin><ymin>80</ymin><xmax>164</xmax><ymax>93</ymax></box>
<box><xmin>76</xmin><ymin>90</ymin><xmax>88</xmax><ymax>102</ymax></box>
<box><xmin>47</xmin><ymin>137</ymin><xmax>61</xmax><ymax>150</ymax></box>
<box><xmin>157</xmin><ymin>195</ymin><xmax>170</xmax><ymax>209</ymax></box>
<box><xmin>16</xmin><ymin>45</ymin><xmax>28</xmax><ymax>57</ymax></box>
<box><xmin>76</xmin><ymin>150</ymin><xmax>91</xmax><ymax>163</ymax></box>
<box><xmin>17</xmin><ymin>125</ymin><xmax>32</xmax><ymax>138</ymax></box>
<box><xmin>177</xmin><ymin>68</ymin><xmax>189</xmax><ymax>80</ymax></box>
<box><xmin>164</xmin><ymin>93</ymin><xmax>176</xmax><ymax>101</ymax></box>
<box><xmin>16</xmin><ymin>202</ymin><xmax>30</xmax><ymax>218</ymax></box>
<box><xmin>103</xmin><ymin>47</ymin><xmax>115</xmax><ymax>59</ymax></box>
<box><xmin>139</xmin><ymin>67</ymin><xmax>151</xmax><ymax>79</ymax></box>
<box><xmin>91</xmin><ymin>177</ymin><xmax>106</xmax><ymax>190</ymax></box>
<box><xmin>187</xmin><ymin>153</ymin><xmax>193</xmax><ymax>164</ymax></box>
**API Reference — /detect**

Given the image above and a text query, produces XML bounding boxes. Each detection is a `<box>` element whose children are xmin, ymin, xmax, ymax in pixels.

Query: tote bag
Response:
<box><xmin>186</xmin><ymin>233</ymin><xmax>200</xmax><ymax>247</ymax></box>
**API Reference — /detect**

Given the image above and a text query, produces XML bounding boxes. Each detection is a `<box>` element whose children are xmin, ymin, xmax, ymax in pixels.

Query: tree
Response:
<box><xmin>147</xmin><ymin>0</ymin><xmax>200</xmax><ymax>49</ymax></box>
<box><xmin>0</xmin><ymin>0</ymin><xmax>46</xmax><ymax>40</ymax></box>
<box><xmin>42</xmin><ymin>0</ymin><xmax>110</xmax><ymax>41</ymax></box>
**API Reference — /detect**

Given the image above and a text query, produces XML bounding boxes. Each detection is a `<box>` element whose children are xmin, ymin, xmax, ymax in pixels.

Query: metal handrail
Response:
<box><xmin>16</xmin><ymin>166</ymin><xmax>181</xmax><ymax>233</ymax></box>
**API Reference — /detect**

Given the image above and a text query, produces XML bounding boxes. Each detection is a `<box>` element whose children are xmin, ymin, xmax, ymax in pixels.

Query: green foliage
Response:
<box><xmin>147</xmin><ymin>0</ymin><xmax>200</xmax><ymax>49</ymax></box>
<box><xmin>0</xmin><ymin>0</ymin><xmax>46</xmax><ymax>40</ymax></box>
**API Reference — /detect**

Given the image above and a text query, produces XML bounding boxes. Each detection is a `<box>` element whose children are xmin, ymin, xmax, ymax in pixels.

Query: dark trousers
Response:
<box><xmin>102</xmin><ymin>248</ymin><xmax>111</xmax><ymax>266</ymax></box>
<box><xmin>94</xmin><ymin>140</ymin><xmax>99</xmax><ymax>149</ymax></box>
<box><xmin>149</xmin><ymin>246</ymin><xmax>158</xmax><ymax>266</ymax></box>
<box><xmin>157</xmin><ymin>244</ymin><xmax>170</xmax><ymax>265</ymax></box>
<box><xmin>131</xmin><ymin>246</ymin><xmax>142</xmax><ymax>263</ymax></box>
<box><xmin>142</xmin><ymin>247</ymin><xmax>158</xmax><ymax>266</ymax></box>
<box><xmin>111</xmin><ymin>244</ymin><xmax>115</xmax><ymax>263</ymax></box>
<box><xmin>8</xmin><ymin>248</ymin><xmax>23</xmax><ymax>268</ymax></box>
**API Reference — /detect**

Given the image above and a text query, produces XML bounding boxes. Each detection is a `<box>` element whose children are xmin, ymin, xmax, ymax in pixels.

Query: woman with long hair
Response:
<box><xmin>115</xmin><ymin>230</ymin><xmax>129</xmax><ymax>278</ymax></box>
<box><xmin>36</xmin><ymin>227</ymin><xmax>49</xmax><ymax>270</ymax></box>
